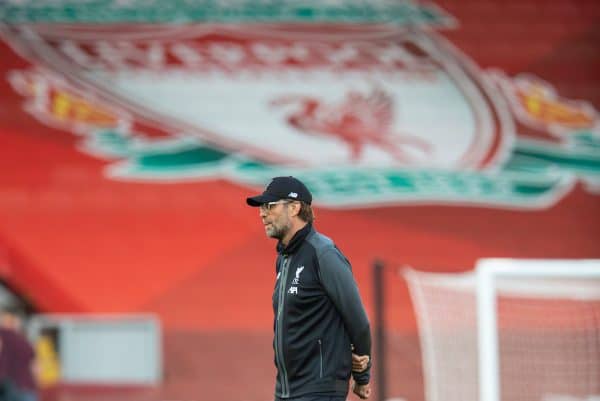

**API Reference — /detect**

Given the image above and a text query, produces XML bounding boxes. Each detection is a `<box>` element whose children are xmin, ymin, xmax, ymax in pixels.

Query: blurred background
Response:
<box><xmin>0</xmin><ymin>1</ymin><xmax>598</xmax><ymax>401</ymax></box>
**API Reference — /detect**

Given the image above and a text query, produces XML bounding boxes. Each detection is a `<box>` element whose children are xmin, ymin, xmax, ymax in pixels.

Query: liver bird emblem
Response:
<box><xmin>271</xmin><ymin>88</ymin><xmax>432</xmax><ymax>163</ymax></box>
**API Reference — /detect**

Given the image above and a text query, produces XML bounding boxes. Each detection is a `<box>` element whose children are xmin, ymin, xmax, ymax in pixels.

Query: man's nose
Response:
<box><xmin>259</xmin><ymin>208</ymin><xmax>267</xmax><ymax>217</ymax></box>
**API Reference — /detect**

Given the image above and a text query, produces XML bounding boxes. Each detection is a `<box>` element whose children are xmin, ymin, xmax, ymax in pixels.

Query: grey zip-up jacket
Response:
<box><xmin>273</xmin><ymin>223</ymin><xmax>371</xmax><ymax>399</ymax></box>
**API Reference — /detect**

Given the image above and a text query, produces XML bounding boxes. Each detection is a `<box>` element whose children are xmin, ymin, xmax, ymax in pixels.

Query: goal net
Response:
<box><xmin>405</xmin><ymin>259</ymin><xmax>600</xmax><ymax>401</ymax></box>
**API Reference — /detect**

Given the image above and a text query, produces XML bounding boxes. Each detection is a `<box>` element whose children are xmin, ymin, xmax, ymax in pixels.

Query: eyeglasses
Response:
<box><xmin>259</xmin><ymin>200</ymin><xmax>291</xmax><ymax>212</ymax></box>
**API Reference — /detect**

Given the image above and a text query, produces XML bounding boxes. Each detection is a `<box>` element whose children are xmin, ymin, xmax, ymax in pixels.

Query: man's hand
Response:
<box><xmin>352</xmin><ymin>380</ymin><xmax>371</xmax><ymax>399</ymax></box>
<box><xmin>352</xmin><ymin>353</ymin><xmax>370</xmax><ymax>372</ymax></box>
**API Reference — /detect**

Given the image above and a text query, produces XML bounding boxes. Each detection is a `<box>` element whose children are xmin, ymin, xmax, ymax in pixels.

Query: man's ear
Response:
<box><xmin>290</xmin><ymin>201</ymin><xmax>301</xmax><ymax>217</ymax></box>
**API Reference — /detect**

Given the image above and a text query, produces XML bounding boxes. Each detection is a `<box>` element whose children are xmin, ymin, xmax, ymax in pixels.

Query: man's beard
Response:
<box><xmin>266</xmin><ymin>221</ymin><xmax>290</xmax><ymax>240</ymax></box>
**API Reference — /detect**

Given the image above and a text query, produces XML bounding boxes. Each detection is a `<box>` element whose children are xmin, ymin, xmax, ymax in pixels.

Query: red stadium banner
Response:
<box><xmin>0</xmin><ymin>0</ymin><xmax>598</xmax><ymax>331</ymax></box>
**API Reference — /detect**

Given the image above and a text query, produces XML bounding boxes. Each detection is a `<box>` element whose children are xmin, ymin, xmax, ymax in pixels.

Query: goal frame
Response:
<box><xmin>476</xmin><ymin>258</ymin><xmax>600</xmax><ymax>401</ymax></box>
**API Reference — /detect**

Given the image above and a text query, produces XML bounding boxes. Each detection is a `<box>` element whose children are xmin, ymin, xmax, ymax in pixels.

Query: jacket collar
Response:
<box><xmin>277</xmin><ymin>223</ymin><xmax>313</xmax><ymax>255</ymax></box>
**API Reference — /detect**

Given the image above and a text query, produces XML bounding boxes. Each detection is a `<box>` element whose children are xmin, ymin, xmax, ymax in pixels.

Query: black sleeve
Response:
<box><xmin>317</xmin><ymin>247</ymin><xmax>372</xmax><ymax>384</ymax></box>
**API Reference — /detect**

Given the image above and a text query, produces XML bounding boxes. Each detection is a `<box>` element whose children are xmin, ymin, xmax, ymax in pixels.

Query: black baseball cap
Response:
<box><xmin>246</xmin><ymin>176</ymin><xmax>312</xmax><ymax>206</ymax></box>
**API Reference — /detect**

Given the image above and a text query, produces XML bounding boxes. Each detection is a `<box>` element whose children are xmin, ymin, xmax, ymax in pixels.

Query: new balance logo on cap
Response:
<box><xmin>288</xmin><ymin>192</ymin><xmax>298</xmax><ymax>198</ymax></box>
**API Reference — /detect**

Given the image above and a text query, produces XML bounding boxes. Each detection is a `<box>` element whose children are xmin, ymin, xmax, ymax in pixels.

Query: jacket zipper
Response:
<box><xmin>318</xmin><ymin>339</ymin><xmax>323</xmax><ymax>378</ymax></box>
<box><xmin>275</xmin><ymin>256</ymin><xmax>291</xmax><ymax>397</ymax></box>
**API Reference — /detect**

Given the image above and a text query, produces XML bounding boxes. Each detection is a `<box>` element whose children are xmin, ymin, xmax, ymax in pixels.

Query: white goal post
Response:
<box><xmin>405</xmin><ymin>258</ymin><xmax>600</xmax><ymax>401</ymax></box>
<box><xmin>477</xmin><ymin>259</ymin><xmax>600</xmax><ymax>401</ymax></box>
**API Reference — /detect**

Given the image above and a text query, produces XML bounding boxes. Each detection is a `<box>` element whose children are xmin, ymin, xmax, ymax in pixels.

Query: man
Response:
<box><xmin>247</xmin><ymin>176</ymin><xmax>372</xmax><ymax>400</ymax></box>
<box><xmin>0</xmin><ymin>307</ymin><xmax>38</xmax><ymax>401</ymax></box>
